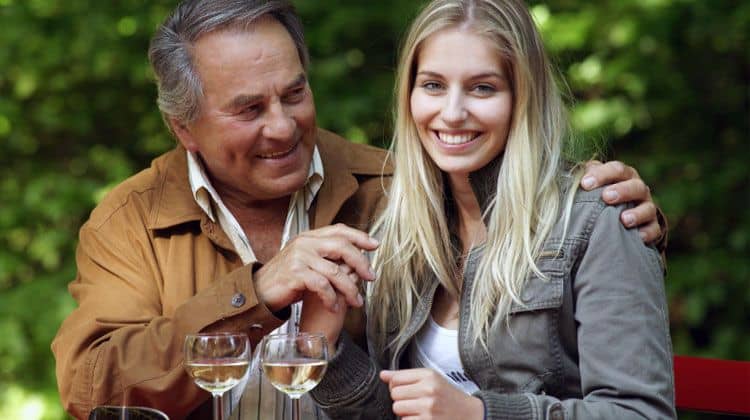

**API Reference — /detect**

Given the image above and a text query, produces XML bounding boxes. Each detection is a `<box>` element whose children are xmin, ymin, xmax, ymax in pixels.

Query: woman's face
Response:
<box><xmin>410</xmin><ymin>28</ymin><xmax>513</xmax><ymax>178</ymax></box>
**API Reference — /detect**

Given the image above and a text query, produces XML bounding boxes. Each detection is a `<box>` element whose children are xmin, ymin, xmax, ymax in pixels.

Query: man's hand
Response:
<box><xmin>581</xmin><ymin>160</ymin><xmax>661</xmax><ymax>242</ymax></box>
<box><xmin>380</xmin><ymin>369</ymin><xmax>484</xmax><ymax>420</ymax></box>
<box><xmin>254</xmin><ymin>224</ymin><xmax>377</xmax><ymax>312</ymax></box>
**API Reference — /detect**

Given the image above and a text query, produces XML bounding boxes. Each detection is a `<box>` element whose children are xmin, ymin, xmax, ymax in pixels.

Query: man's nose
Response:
<box><xmin>440</xmin><ymin>89</ymin><xmax>468</xmax><ymax>125</ymax></box>
<box><xmin>263</xmin><ymin>101</ymin><xmax>296</xmax><ymax>140</ymax></box>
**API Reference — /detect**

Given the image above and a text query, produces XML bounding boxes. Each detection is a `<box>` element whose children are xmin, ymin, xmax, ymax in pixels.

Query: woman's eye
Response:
<box><xmin>422</xmin><ymin>81</ymin><xmax>443</xmax><ymax>91</ymax></box>
<box><xmin>472</xmin><ymin>84</ymin><xmax>496</xmax><ymax>94</ymax></box>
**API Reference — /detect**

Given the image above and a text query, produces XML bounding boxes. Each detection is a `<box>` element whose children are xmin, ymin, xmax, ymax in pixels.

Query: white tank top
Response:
<box><xmin>410</xmin><ymin>316</ymin><xmax>480</xmax><ymax>394</ymax></box>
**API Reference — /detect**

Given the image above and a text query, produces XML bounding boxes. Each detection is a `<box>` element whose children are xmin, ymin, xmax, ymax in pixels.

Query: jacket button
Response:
<box><xmin>550</xmin><ymin>404</ymin><xmax>563</xmax><ymax>420</ymax></box>
<box><xmin>231</xmin><ymin>293</ymin><xmax>246</xmax><ymax>308</ymax></box>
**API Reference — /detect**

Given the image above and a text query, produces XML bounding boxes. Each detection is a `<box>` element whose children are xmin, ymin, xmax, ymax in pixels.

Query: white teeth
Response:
<box><xmin>436</xmin><ymin>132</ymin><xmax>477</xmax><ymax>145</ymax></box>
<box><xmin>259</xmin><ymin>144</ymin><xmax>296</xmax><ymax>159</ymax></box>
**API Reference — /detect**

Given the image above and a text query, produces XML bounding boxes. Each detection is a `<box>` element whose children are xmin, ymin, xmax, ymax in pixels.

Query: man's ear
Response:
<box><xmin>170</xmin><ymin>118</ymin><xmax>198</xmax><ymax>152</ymax></box>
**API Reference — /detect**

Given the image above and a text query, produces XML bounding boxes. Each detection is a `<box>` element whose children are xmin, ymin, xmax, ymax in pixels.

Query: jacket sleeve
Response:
<box><xmin>310</xmin><ymin>332</ymin><xmax>395</xmax><ymax>420</ymax></box>
<box><xmin>51</xmin><ymin>221</ymin><xmax>285</xmax><ymax>420</ymax></box>
<box><xmin>475</xmin><ymin>203</ymin><xmax>675</xmax><ymax>420</ymax></box>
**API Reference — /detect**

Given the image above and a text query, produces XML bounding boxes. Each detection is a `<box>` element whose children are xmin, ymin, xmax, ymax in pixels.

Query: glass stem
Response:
<box><xmin>213</xmin><ymin>392</ymin><xmax>224</xmax><ymax>420</ymax></box>
<box><xmin>291</xmin><ymin>396</ymin><xmax>301</xmax><ymax>420</ymax></box>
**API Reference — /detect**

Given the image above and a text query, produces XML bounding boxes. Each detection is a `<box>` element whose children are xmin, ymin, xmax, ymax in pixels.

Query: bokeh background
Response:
<box><xmin>0</xmin><ymin>0</ymin><xmax>747</xmax><ymax>418</ymax></box>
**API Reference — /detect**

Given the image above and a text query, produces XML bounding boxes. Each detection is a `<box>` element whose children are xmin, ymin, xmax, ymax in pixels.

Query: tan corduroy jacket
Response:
<box><xmin>52</xmin><ymin>129</ymin><xmax>392</xmax><ymax>419</ymax></box>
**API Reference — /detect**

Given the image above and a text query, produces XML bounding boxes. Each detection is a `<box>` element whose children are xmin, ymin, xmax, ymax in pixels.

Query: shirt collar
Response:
<box><xmin>186</xmin><ymin>147</ymin><xmax>325</xmax><ymax>222</ymax></box>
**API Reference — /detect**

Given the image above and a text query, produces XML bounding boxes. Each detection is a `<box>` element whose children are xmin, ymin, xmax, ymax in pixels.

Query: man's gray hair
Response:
<box><xmin>148</xmin><ymin>0</ymin><xmax>309</xmax><ymax>129</ymax></box>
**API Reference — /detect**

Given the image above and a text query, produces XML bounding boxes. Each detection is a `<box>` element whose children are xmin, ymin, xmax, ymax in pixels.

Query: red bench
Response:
<box><xmin>674</xmin><ymin>355</ymin><xmax>750</xmax><ymax>416</ymax></box>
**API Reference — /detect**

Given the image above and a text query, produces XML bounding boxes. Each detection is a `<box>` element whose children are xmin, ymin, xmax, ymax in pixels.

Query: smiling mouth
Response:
<box><xmin>258</xmin><ymin>142</ymin><xmax>298</xmax><ymax>159</ymax></box>
<box><xmin>434</xmin><ymin>131</ymin><xmax>481</xmax><ymax>145</ymax></box>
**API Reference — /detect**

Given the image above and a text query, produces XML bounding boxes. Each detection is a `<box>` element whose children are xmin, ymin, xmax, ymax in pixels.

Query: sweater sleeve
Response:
<box><xmin>311</xmin><ymin>331</ymin><xmax>395</xmax><ymax>420</ymax></box>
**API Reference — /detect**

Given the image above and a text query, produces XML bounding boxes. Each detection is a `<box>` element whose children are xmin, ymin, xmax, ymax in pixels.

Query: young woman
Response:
<box><xmin>301</xmin><ymin>0</ymin><xmax>675</xmax><ymax>418</ymax></box>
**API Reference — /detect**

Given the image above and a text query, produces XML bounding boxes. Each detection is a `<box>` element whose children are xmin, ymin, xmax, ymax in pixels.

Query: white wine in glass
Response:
<box><xmin>184</xmin><ymin>333</ymin><xmax>250</xmax><ymax>420</ymax></box>
<box><xmin>261</xmin><ymin>333</ymin><xmax>328</xmax><ymax>420</ymax></box>
<box><xmin>184</xmin><ymin>358</ymin><xmax>249</xmax><ymax>394</ymax></box>
<box><xmin>262</xmin><ymin>358</ymin><xmax>328</xmax><ymax>398</ymax></box>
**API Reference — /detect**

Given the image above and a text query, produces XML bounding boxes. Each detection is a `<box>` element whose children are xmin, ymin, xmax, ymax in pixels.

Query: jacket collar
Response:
<box><xmin>148</xmin><ymin>146</ymin><xmax>204</xmax><ymax>230</ymax></box>
<box><xmin>312</xmin><ymin>128</ymin><xmax>392</xmax><ymax>227</ymax></box>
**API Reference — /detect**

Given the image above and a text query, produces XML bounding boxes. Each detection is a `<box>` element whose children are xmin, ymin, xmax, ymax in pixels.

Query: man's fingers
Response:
<box><xmin>583</xmin><ymin>159</ymin><xmax>603</xmax><ymax>172</ymax></box>
<box><xmin>294</xmin><ymin>232</ymin><xmax>375</xmax><ymax>281</ymax></box>
<box><xmin>318</xmin><ymin>237</ymin><xmax>376</xmax><ymax>281</ymax></box>
<box><xmin>621</xmin><ymin>200</ymin><xmax>657</xmax><ymax>229</ymax></box>
<box><xmin>339</xmin><ymin>264</ymin><xmax>354</xmax><ymax>276</ymax></box>
<box><xmin>581</xmin><ymin>160</ymin><xmax>638</xmax><ymax>190</ymax></box>
<box><xmin>638</xmin><ymin>220</ymin><xmax>662</xmax><ymax>244</ymax></box>
<box><xmin>302</xmin><ymin>273</ymin><xmax>338</xmax><ymax>311</ymax></box>
<box><xmin>304</xmin><ymin>223</ymin><xmax>380</xmax><ymax>251</ymax></box>
<box><xmin>602</xmin><ymin>178</ymin><xmax>652</xmax><ymax>205</ymax></box>
<box><xmin>310</xmin><ymin>259</ymin><xmax>363</xmax><ymax>307</ymax></box>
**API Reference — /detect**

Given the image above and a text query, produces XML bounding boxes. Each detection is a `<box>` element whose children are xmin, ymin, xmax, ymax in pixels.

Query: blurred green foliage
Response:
<box><xmin>0</xmin><ymin>0</ymin><xmax>747</xmax><ymax>418</ymax></box>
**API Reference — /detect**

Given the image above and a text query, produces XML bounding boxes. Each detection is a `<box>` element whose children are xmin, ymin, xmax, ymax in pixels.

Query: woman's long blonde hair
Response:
<box><xmin>370</xmin><ymin>0</ymin><xmax>580</xmax><ymax>350</ymax></box>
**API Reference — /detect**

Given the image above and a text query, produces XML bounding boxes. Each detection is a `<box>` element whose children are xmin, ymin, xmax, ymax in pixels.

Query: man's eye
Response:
<box><xmin>239</xmin><ymin>105</ymin><xmax>261</xmax><ymax>118</ymax></box>
<box><xmin>284</xmin><ymin>88</ymin><xmax>306</xmax><ymax>103</ymax></box>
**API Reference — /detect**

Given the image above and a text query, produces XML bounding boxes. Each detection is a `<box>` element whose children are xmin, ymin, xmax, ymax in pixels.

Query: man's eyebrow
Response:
<box><xmin>226</xmin><ymin>93</ymin><xmax>262</xmax><ymax>111</ymax></box>
<box><xmin>224</xmin><ymin>73</ymin><xmax>307</xmax><ymax>111</ymax></box>
<box><xmin>285</xmin><ymin>73</ymin><xmax>307</xmax><ymax>90</ymax></box>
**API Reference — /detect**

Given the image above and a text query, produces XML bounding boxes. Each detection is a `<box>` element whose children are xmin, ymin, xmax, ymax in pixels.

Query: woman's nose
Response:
<box><xmin>440</xmin><ymin>90</ymin><xmax>468</xmax><ymax>124</ymax></box>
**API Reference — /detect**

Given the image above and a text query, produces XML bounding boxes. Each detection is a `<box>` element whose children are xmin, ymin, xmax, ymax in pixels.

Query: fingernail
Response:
<box><xmin>623</xmin><ymin>212</ymin><xmax>635</xmax><ymax>227</ymax></box>
<box><xmin>603</xmin><ymin>189</ymin><xmax>619</xmax><ymax>201</ymax></box>
<box><xmin>369</xmin><ymin>237</ymin><xmax>380</xmax><ymax>246</ymax></box>
<box><xmin>357</xmin><ymin>293</ymin><xmax>364</xmax><ymax>306</ymax></box>
<box><xmin>369</xmin><ymin>268</ymin><xmax>377</xmax><ymax>279</ymax></box>
<box><xmin>582</xmin><ymin>176</ymin><xmax>596</xmax><ymax>189</ymax></box>
<box><xmin>639</xmin><ymin>230</ymin><xmax>648</xmax><ymax>241</ymax></box>
<box><xmin>333</xmin><ymin>302</ymin><xmax>340</xmax><ymax>312</ymax></box>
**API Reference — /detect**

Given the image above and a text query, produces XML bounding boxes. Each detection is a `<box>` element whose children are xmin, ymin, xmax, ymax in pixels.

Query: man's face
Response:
<box><xmin>173</xmin><ymin>18</ymin><xmax>316</xmax><ymax>205</ymax></box>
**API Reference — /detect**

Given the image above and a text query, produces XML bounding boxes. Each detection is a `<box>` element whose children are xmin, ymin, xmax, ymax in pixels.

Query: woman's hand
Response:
<box><xmin>581</xmin><ymin>160</ymin><xmax>662</xmax><ymax>243</ymax></box>
<box><xmin>299</xmin><ymin>263</ymin><xmax>359</xmax><ymax>353</ymax></box>
<box><xmin>380</xmin><ymin>369</ymin><xmax>484</xmax><ymax>420</ymax></box>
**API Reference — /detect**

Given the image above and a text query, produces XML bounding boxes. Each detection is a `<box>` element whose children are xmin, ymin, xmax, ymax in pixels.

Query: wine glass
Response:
<box><xmin>88</xmin><ymin>405</ymin><xmax>169</xmax><ymax>420</ymax></box>
<box><xmin>260</xmin><ymin>332</ymin><xmax>329</xmax><ymax>420</ymax></box>
<box><xmin>184</xmin><ymin>332</ymin><xmax>250</xmax><ymax>420</ymax></box>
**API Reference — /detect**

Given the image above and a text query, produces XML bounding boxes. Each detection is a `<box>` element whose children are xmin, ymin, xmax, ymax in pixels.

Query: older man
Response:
<box><xmin>52</xmin><ymin>1</ymin><xmax>663</xmax><ymax>419</ymax></box>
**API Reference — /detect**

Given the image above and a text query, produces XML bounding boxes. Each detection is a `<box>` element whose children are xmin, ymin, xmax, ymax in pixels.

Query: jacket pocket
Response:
<box><xmin>485</xmin><ymin>252</ymin><xmax>566</xmax><ymax>392</ymax></box>
<box><xmin>509</xmin><ymin>252</ymin><xmax>565</xmax><ymax>314</ymax></box>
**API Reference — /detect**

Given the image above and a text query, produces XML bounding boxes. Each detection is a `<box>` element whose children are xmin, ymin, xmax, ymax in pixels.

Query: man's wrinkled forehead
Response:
<box><xmin>198</xmin><ymin>15</ymin><xmax>305</xmax><ymax>67</ymax></box>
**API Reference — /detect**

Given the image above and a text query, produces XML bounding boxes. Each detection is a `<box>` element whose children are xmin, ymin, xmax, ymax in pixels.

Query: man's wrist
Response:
<box><xmin>252</xmin><ymin>262</ymin><xmax>289</xmax><ymax>312</ymax></box>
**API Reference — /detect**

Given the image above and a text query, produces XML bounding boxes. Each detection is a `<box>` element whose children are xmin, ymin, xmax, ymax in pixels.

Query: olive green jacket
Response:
<box><xmin>312</xmin><ymin>174</ymin><xmax>675</xmax><ymax>419</ymax></box>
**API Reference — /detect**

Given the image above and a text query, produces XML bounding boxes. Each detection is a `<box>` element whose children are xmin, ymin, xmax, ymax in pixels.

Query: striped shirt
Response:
<box><xmin>186</xmin><ymin>148</ymin><xmax>327</xmax><ymax>420</ymax></box>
